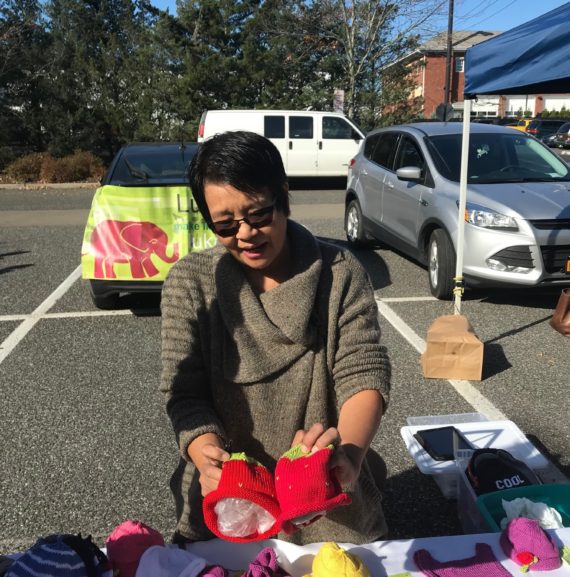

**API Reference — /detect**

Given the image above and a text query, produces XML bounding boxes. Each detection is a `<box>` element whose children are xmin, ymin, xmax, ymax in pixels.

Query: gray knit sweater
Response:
<box><xmin>160</xmin><ymin>219</ymin><xmax>391</xmax><ymax>544</ymax></box>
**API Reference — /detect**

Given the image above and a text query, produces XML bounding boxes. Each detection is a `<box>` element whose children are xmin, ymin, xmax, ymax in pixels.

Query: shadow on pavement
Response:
<box><xmin>526</xmin><ymin>434</ymin><xmax>570</xmax><ymax>480</ymax></box>
<box><xmin>482</xmin><ymin>343</ymin><xmax>512</xmax><ymax>379</ymax></box>
<box><xmin>317</xmin><ymin>236</ymin><xmax>391</xmax><ymax>291</ymax></box>
<box><xmin>384</xmin><ymin>466</ymin><xmax>463</xmax><ymax>540</ymax></box>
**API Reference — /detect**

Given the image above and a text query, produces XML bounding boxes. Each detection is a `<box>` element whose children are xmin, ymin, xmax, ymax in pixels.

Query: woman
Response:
<box><xmin>160</xmin><ymin>130</ymin><xmax>391</xmax><ymax>545</ymax></box>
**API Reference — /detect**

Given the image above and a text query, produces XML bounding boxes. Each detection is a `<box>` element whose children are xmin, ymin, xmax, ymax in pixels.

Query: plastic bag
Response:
<box><xmin>500</xmin><ymin>497</ymin><xmax>563</xmax><ymax>530</ymax></box>
<box><xmin>214</xmin><ymin>498</ymin><xmax>276</xmax><ymax>538</ymax></box>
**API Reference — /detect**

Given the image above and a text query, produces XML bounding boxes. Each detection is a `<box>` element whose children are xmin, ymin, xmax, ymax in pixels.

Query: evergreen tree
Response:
<box><xmin>0</xmin><ymin>0</ymin><xmax>49</xmax><ymax>167</ymax></box>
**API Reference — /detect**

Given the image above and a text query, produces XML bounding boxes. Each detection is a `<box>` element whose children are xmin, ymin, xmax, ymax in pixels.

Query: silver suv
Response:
<box><xmin>345</xmin><ymin>122</ymin><xmax>570</xmax><ymax>299</ymax></box>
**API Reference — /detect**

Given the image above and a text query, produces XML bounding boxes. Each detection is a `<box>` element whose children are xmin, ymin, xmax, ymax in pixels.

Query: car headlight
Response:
<box><xmin>464</xmin><ymin>205</ymin><xmax>518</xmax><ymax>230</ymax></box>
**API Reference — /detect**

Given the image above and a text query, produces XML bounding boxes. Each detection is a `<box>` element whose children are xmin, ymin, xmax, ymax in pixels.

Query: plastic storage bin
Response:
<box><xmin>477</xmin><ymin>484</ymin><xmax>570</xmax><ymax>532</ymax></box>
<box><xmin>454</xmin><ymin>448</ymin><xmax>557</xmax><ymax>534</ymax></box>
<box><xmin>402</xmin><ymin>414</ymin><xmax>488</xmax><ymax>498</ymax></box>
<box><xmin>400</xmin><ymin>418</ymin><xmax>551</xmax><ymax>500</ymax></box>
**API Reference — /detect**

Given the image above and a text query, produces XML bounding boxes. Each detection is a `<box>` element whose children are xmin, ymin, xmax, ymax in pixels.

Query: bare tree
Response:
<box><xmin>313</xmin><ymin>0</ymin><xmax>447</xmax><ymax>117</ymax></box>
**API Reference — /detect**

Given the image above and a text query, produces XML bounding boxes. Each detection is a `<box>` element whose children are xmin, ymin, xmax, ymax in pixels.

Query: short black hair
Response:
<box><xmin>188</xmin><ymin>130</ymin><xmax>290</xmax><ymax>225</ymax></box>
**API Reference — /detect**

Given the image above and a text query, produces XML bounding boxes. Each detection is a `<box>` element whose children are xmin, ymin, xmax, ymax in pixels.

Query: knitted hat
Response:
<box><xmin>275</xmin><ymin>446</ymin><xmax>351</xmax><ymax>532</ymax></box>
<box><xmin>242</xmin><ymin>547</ymin><xmax>291</xmax><ymax>577</ymax></box>
<box><xmin>309</xmin><ymin>542</ymin><xmax>370</xmax><ymax>577</ymax></box>
<box><xmin>6</xmin><ymin>535</ymin><xmax>109</xmax><ymax>577</ymax></box>
<box><xmin>500</xmin><ymin>517</ymin><xmax>561</xmax><ymax>571</ymax></box>
<box><xmin>134</xmin><ymin>546</ymin><xmax>206</xmax><ymax>577</ymax></box>
<box><xmin>106</xmin><ymin>520</ymin><xmax>165</xmax><ymax>577</ymax></box>
<box><xmin>202</xmin><ymin>453</ymin><xmax>281</xmax><ymax>543</ymax></box>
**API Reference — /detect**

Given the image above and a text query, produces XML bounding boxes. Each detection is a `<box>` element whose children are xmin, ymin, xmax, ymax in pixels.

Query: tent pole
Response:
<box><xmin>454</xmin><ymin>97</ymin><xmax>472</xmax><ymax>314</ymax></box>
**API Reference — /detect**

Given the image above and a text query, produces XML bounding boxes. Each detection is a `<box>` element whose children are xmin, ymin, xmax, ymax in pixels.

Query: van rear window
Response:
<box><xmin>264</xmin><ymin>116</ymin><xmax>285</xmax><ymax>139</ymax></box>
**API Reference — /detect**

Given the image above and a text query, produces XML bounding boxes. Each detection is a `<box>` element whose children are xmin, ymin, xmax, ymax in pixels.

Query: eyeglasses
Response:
<box><xmin>210</xmin><ymin>204</ymin><xmax>275</xmax><ymax>238</ymax></box>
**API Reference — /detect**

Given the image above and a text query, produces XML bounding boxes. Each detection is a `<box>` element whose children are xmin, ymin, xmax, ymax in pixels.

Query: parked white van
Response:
<box><xmin>197</xmin><ymin>110</ymin><xmax>364</xmax><ymax>177</ymax></box>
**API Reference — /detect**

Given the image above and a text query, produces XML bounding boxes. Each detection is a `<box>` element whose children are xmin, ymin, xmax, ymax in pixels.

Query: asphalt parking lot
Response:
<box><xmin>1</xmin><ymin>182</ymin><xmax>569</xmax><ymax>553</ymax></box>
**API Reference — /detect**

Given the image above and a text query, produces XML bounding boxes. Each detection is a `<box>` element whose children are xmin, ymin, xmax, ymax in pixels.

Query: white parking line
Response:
<box><xmin>0</xmin><ymin>265</ymin><xmax>82</xmax><ymax>365</ymax></box>
<box><xmin>376</xmin><ymin>298</ymin><xmax>507</xmax><ymax>421</ymax></box>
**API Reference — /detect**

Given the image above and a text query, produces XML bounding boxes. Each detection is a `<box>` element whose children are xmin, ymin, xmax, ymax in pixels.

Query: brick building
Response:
<box><xmin>385</xmin><ymin>31</ymin><xmax>570</xmax><ymax>119</ymax></box>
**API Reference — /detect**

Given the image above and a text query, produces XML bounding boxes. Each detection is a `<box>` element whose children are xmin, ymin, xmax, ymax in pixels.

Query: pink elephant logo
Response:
<box><xmin>90</xmin><ymin>220</ymin><xmax>179</xmax><ymax>279</ymax></box>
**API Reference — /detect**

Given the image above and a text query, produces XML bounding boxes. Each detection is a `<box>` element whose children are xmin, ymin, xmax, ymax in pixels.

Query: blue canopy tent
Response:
<box><xmin>464</xmin><ymin>2</ymin><xmax>570</xmax><ymax>98</ymax></box>
<box><xmin>450</xmin><ymin>2</ymin><xmax>570</xmax><ymax>312</ymax></box>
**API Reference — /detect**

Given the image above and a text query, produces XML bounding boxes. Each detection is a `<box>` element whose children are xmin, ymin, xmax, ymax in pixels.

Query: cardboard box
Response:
<box><xmin>421</xmin><ymin>315</ymin><xmax>484</xmax><ymax>381</ymax></box>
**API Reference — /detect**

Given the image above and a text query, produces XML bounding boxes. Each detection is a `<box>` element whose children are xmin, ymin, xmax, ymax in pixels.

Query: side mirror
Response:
<box><xmin>396</xmin><ymin>166</ymin><xmax>422</xmax><ymax>182</ymax></box>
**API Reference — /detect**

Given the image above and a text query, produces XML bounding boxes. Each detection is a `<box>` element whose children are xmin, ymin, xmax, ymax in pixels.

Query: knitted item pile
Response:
<box><xmin>500</xmin><ymin>517</ymin><xmax>561</xmax><ymax>571</ymax></box>
<box><xmin>413</xmin><ymin>543</ymin><xmax>512</xmax><ymax>577</ymax></box>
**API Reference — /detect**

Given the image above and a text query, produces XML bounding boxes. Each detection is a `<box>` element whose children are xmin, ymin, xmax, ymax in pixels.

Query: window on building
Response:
<box><xmin>455</xmin><ymin>57</ymin><xmax>464</xmax><ymax>73</ymax></box>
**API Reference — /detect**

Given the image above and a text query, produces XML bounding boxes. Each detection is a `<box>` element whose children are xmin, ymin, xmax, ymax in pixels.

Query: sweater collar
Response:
<box><xmin>214</xmin><ymin>220</ymin><xmax>322</xmax><ymax>383</ymax></box>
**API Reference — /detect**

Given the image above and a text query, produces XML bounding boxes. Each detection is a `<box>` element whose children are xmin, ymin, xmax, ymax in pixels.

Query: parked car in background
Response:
<box><xmin>552</xmin><ymin>122</ymin><xmax>570</xmax><ymax>149</ymax></box>
<box><xmin>526</xmin><ymin>118</ymin><xmax>567</xmax><ymax>141</ymax></box>
<box><xmin>81</xmin><ymin>142</ymin><xmax>216</xmax><ymax>309</ymax></box>
<box><xmin>494</xmin><ymin>117</ymin><xmax>520</xmax><ymax>126</ymax></box>
<box><xmin>345</xmin><ymin>123</ymin><xmax>570</xmax><ymax>299</ymax></box>
<box><xmin>198</xmin><ymin>109</ymin><xmax>364</xmax><ymax>177</ymax></box>
<box><xmin>542</xmin><ymin>133</ymin><xmax>559</xmax><ymax>147</ymax></box>
<box><xmin>509</xmin><ymin>118</ymin><xmax>533</xmax><ymax>132</ymax></box>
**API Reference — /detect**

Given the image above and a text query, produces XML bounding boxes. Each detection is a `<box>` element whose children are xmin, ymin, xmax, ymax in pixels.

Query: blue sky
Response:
<box><xmin>149</xmin><ymin>0</ymin><xmax>569</xmax><ymax>35</ymax></box>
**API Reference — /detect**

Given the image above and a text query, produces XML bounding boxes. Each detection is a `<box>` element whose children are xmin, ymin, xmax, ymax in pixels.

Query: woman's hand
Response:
<box><xmin>329</xmin><ymin>445</ymin><xmax>361</xmax><ymax>489</ymax></box>
<box><xmin>291</xmin><ymin>423</ymin><xmax>362</xmax><ymax>489</ymax></box>
<box><xmin>191</xmin><ymin>440</ymin><xmax>230</xmax><ymax>497</ymax></box>
<box><xmin>292</xmin><ymin>423</ymin><xmax>340</xmax><ymax>454</ymax></box>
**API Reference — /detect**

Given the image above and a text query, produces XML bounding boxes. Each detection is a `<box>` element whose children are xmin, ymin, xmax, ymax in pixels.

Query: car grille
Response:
<box><xmin>490</xmin><ymin>246</ymin><xmax>534</xmax><ymax>268</ymax></box>
<box><xmin>540</xmin><ymin>245</ymin><xmax>570</xmax><ymax>273</ymax></box>
<box><xmin>529</xmin><ymin>219</ymin><xmax>570</xmax><ymax>230</ymax></box>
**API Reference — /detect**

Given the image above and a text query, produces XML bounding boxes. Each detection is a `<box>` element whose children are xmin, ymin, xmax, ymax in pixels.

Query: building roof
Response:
<box><xmin>420</xmin><ymin>30</ymin><xmax>503</xmax><ymax>52</ymax></box>
<box><xmin>382</xmin><ymin>30</ymin><xmax>503</xmax><ymax>71</ymax></box>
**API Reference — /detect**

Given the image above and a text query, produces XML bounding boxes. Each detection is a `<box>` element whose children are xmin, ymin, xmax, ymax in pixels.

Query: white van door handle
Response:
<box><xmin>318</xmin><ymin>141</ymin><xmax>322</xmax><ymax>150</ymax></box>
<box><xmin>289</xmin><ymin>141</ymin><xmax>293</xmax><ymax>150</ymax></box>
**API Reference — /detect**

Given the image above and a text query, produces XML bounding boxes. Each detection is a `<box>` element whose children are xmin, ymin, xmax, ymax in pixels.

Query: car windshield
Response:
<box><xmin>109</xmin><ymin>143</ymin><xmax>199</xmax><ymax>185</ymax></box>
<box><xmin>426</xmin><ymin>132</ymin><xmax>570</xmax><ymax>183</ymax></box>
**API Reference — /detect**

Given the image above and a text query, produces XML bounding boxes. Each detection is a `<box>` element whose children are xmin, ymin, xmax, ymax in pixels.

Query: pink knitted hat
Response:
<box><xmin>500</xmin><ymin>517</ymin><xmax>561</xmax><ymax>571</ymax></box>
<box><xmin>105</xmin><ymin>520</ymin><xmax>165</xmax><ymax>577</ymax></box>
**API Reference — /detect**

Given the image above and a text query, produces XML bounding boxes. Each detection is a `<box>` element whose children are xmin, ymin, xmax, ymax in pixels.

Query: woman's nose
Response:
<box><xmin>235</xmin><ymin>220</ymin><xmax>258</xmax><ymax>241</ymax></box>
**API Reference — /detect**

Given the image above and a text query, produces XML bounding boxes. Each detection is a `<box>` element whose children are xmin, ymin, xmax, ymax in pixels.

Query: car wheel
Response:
<box><xmin>89</xmin><ymin>281</ymin><xmax>120</xmax><ymax>310</ymax></box>
<box><xmin>345</xmin><ymin>200</ymin><xmax>368</xmax><ymax>248</ymax></box>
<box><xmin>428</xmin><ymin>229</ymin><xmax>455</xmax><ymax>300</ymax></box>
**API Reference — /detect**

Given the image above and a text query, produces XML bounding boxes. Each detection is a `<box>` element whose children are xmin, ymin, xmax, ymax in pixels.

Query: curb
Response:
<box><xmin>0</xmin><ymin>182</ymin><xmax>99</xmax><ymax>190</ymax></box>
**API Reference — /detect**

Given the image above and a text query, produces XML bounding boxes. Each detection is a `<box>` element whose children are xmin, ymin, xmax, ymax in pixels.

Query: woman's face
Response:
<box><xmin>204</xmin><ymin>181</ymin><xmax>289</xmax><ymax>274</ymax></box>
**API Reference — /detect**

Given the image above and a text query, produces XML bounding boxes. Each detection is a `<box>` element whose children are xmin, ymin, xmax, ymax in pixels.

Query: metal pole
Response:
<box><xmin>443</xmin><ymin>0</ymin><xmax>454</xmax><ymax>119</ymax></box>
<box><xmin>454</xmin><ymin>97</ymin><xmax>471</xmax><ymax>315</ymax></box>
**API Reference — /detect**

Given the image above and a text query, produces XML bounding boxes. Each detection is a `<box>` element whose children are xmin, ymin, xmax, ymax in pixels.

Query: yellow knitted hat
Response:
<box><xmin>305</xmin><ymin>542</ymin><xmax>370</xmax><ymax>577</ymax></box>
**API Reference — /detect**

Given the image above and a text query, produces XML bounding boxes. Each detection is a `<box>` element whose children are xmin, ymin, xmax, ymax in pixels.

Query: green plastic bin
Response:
<box><xmin>476</xmin><ymin>484</ymin><xmax>570</xmax><ymax>532</ymax></box>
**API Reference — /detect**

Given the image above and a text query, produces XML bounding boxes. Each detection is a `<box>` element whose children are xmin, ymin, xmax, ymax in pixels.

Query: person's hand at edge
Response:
<box><xmin>292</xmin><ymin>423</ymin><xmax>340</xmax><ymax>454</ymax></box>
<box><xmin>187</xmin><ymin>433</ymin><xmax>230</xmax><ymax>496</ymax></box>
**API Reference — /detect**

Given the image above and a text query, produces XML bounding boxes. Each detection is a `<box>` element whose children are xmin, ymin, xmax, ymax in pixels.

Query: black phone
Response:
<box><xmin>413</xmin><ymin>426</ymin><xmax>474</xmax><ymax>461</ymax></box>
